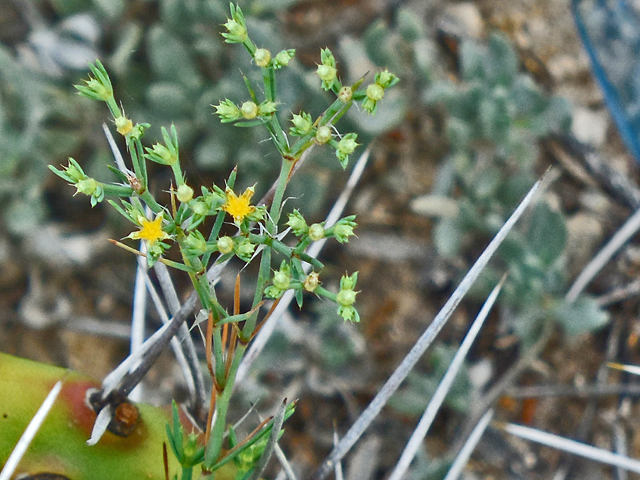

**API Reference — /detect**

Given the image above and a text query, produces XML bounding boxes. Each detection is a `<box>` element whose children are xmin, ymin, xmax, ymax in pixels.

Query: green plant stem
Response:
<box><xmin>132</xmin><ymin>139</ymin><xmax>149</xmax><ymax>188</ymax></box>
<box><xmin>314</xmin><ymin>285</ymin><xmax>337</xmax><ymax>302</ymax></box>
<box><xmin>171</xmin><ymin>162</ymin><xmax>185</xmax><ymax>187</ymax></box>
<box><xmin>138</xmin><ymin>190</ymin><xmax>164</xmax><ymax>214</ymax></box>
<box><xmin>181</xmin><ymin>466</ymin><xmax>193</xmax><ymax>480</ymax></box>
<box><xmin>203</xmin><ymin>210</ymin><xmax>227</xmax><ymax>267</ymax></box>
<box><xmin>105</xmin><ymin>97</ymin><xmax>122</xmax><ymax>119</ymax></box>
<box><xmin>212</xmin><ymin>324</ymin><xmax>225</xmax><ymax>387</ymax></box>
<box><xmin>263</xmin><ymin>67</ymin><xmax>276</xmax><ymax>102</ymax></box>
<box><xmin>204</xmin><ymin>343</ymin><xmax>248</xmax><ymax>469</ymax></box>
<box><xmin>266</xmin><ymin>116</ymin><xmax>289</xmax><ymax>156</ymax></box>
<box><xmin>268</xmin><ymin>159</ymin><xmax>295</xmax><ymax>227</ymax></box>
<box><xmin>102</xmin><ymin>184</ymin><xmax>134</xmax><ymax>197</ymax></box>
<box><xmin>243</xmin><ymin>247</ymin><xmax>271</xmax><ymax>339</ymax></box>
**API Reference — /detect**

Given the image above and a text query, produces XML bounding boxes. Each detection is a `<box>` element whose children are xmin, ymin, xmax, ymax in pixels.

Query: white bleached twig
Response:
<box><xmin>387</xmin><ymin>278</ymin><xmax>505</xmax><ymax>480</ymax></box>
<box><xmin>566</xmin><ymin>206</ymin><xmax>640</xmax><ymax>302</ymax></box>
<box><xmin>309</xmin><ymin>174</ymin><xmax>546</xmax><ymax>480</ymax></box>
<box><xmin>0</xmin><ymin>380</ymin><xmax>63</xmax><ymax>480</ymax></box>
<box><xmin>443</xmin><ymin>409</ymin><xmax>495</xmax><ymax>480</ymax></box>
<box><xmin>501</xmin><ymin>422</ymin><xmax>640</xmax><ymax>474</ymax></box>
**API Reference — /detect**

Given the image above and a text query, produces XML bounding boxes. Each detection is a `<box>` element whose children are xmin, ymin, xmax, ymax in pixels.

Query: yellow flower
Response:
<box><xmin>222</xmin><ymin>186</ymin><xmax>256</xmax><ymax>224</ymax></box>
<box><xmin>129</xmin><ymin>213</ymin><xmax>169</xmax><ymax>244</ymax></box>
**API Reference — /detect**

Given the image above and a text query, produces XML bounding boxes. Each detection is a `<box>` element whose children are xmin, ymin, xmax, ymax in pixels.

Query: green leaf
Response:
<box><xmin>485</xmin><ymin>32</ymin><xmax>518</xmax><ymax>87</ymax></box>
<box><xmin>472</xmin><ymin>165</ymin><xmax>501</xmax><ymax>199</ymax></box>
<box><xmin>434</xmin><ymin>216</ymin><xmax>463</xmax><ymax>258</ymax></box>
<box><xmin>397</xmin><ymin>7</ymin><xmax>424</xmax><ymax>42</ymax></box>
<box><xmin>528</xmin><ymin>202</ymin><xmax>567</xmax><ymax>266</ymax></box>
<box><xmin>459</xmin><ymin>39</ymin><xmax>485</xmax><ymax>81</ymax></box>
<box><xmin>363</xmin><ymin>20</ymin><xmax>393</xmax><ymax>67</ymax></box>
<box><xmin>446</xmin><ymin>117</ymin><xmax>472</xmax><ymax>152</ymax></box>
<box><xmin>554</xmin><ymin>296</ymin><xmax>610</xmax><ymax>336</ymax></box>
<box><xmin>422</xmin><ymin>80</ymin><xmax>458</xmax><ymax>106</ymax></box>
<box><xmin>107</xmin><ymin>165</ymin><xmax>131</xmax><ymax>183</ymax></box>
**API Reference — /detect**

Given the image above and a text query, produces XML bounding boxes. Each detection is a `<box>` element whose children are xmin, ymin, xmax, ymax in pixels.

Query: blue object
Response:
<box><xmin>572</xmin><ymin>0</ymin><xmax>640</xmax><ymax>161</ymax></box>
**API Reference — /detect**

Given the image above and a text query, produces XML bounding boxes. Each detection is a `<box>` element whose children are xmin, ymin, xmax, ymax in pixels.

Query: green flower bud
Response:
<box><xmin>62</xmin><ymin>158</ymin><xmax>86</xmax><ymax>183</ymax></box>
<box><xmin>217</xmin><ymin>236</ymin><xmax>234</xmax><ymax>254</ymax></box>
<box><xmin>147</xmin><ymin>242</ymin><xmax>166</xmax><ymax>267</ymax></box>
<box><xmin>224</xmin><ymin>19</ymin><xmax>247</xmax><ymax>42</ymax></box>
<box><xmin>335</xmin><ymin>133</ymin><xmax>359</xmax><ymax>167</ymax></box>
<box><xmin>274</xmin><ymin>49</ymin><xmax>295</xmax><ymax>68</ymax></box>
<box><xmin>129</xmin><ymin>123</ymin><xmax>149</xmax><ymax>140</ymax></box>
<box><xmin>177</xmin><ymin>184</ymin><xmax>194</xmax><ymax>203</ymax></box>
<box><xmin>221</xmin><ymin>5</ymin><xmax>248</xmax><ymax>44</ymax></box>
<box><xmin>304</xmin><ymin>272</ymin><xmax>320</xmax><ymax>292</ymax></box>
<box><xmin>290</xmin><ymin>112</ymin><xmax>313</xmax><ymax>136</ymax></box>
<box><xmin>317</xmin><ymin>64</ymin><xmax>337</xmax><ymax>83</ymax></box>
<box><xmin>184</xmin><ymin>433</ymin><xmax>200</xmax><ymax>459</ymax></box>
<box><xmin>234</xmin><ymin>238</ymin><xmax>255</xmax><ymax>261</ymax></box>
<box><xmin>192</xmin><ymin>200</ymin><xmax>207</xmax><ymax>216</ymax></box>
<box><xmin>317</xmin><ymin>48</ymin><xmax>338</xmax><ymax>91</ymax></box>
<box><xmin>146</xmin><ymin>143</ymin><xmax>177</xmax><ymax>165</ymax></box>
<box><xmin>338</xmin><ymin>86</ymin><xmax>353</xmax><ymax>103</ymax></box>
<box><xmin>337</xmin><ymin>133</ymin><xmax>358</xmax><ymax>156</ymax></box>
<box><xmin>308</xmin><ymin>223</ymin><xmax>325</xmax><ymax>241</ymax></box>
<box><xmin>337</xmin><ymin>288</ymin><xmax>357</xmax><ymax>307</ymax></box>
<box><xmin>74</xmin><ymin>60</ymin><xmax>114</xmax><ymax>102</ymax></box>
<box><xmin>340</xmin><ymin>271</ymin><xmax>358</xmax><ymax>290</ymax></box>
<box><xmin>315</xmin><ymin>125</ymin><xmax>332</xmax><ymax>144</ymax></box>
<box><xmin>214</xmin><ymin>99</ymin><xmax>242</xmax><ymax>122</ymax></box>
<box><xmin>338</xmin><ymin>305</ymin><xmax>360</xmax><ymax>322</ymax></box>
<box><xmin>273</xmin><ymin>269</ymin><xmax>290</xmax><ymax>290</ymax></box>
<box><xmin>264</xmin><ymin>285</ymin><xmax>284</xmax><ymax>299</ymax></box>
<box><xmin>241</xmin><ymin>101</ymin><xmax>258</xmax><ymax>119</ymax></box>
<box><xmin>76</xmin><ymin>178</ymin><xmax>98</xmax><ymax>196</ymax></box>
<box><xmin>320</xmin><ymin>48</ymin><xmax>336</xmax><ymax>67</ymax></box>
<box><xmin>366</xmin><ymin>83</ymin><xmax>385</xmax><ymax>101</ymax></box>
<box><xmin>185</xmin><ymin>232</ymin><xmax>207</xmax><ymax>254</ymax></box>
<box><xmin>287</xmin><ymin>210</ymin><xmax>308</xmax><ymax>235</ymax></box>
<box><xmin>376</xmin><ymin>69</ymin><xmax>398</xmax><ymax>88</ymax></box>
<box><xmin>337</xmin><ymin>272</ymin><xmax>359</xmax><ymax>322</ymax></box>
<box><xmin>254</xmin><ymin>48</ymin><xmax>271</xmax><ymax>67</ymax></box>
<box><xmin>333</xmin><ymin>222</ymin><xmax>355</xmax><ymax>243</ymax></box>
<box><xmin>246</xmin><ymin>205</ymin><xmax>266</xmax><ymax>223</ymax></box>
<box><xmin>258</xmin><ymin>101</ymin><xmax>277</xmax><ymax>116</ymax></box>
<box><xmin>76</xmin><ymin>77</ymin><xmax>112</xmax><ymax>102</ymax></box>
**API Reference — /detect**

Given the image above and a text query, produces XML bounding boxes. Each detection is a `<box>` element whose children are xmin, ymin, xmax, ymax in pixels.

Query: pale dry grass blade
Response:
<box><xmin>309</xmin><ymin>175</ymin><xmax>546</xmax><ymax>480</ymax></box>
<box><xmin>566</xmin><ymin>206</ymin><xmax>640</xmax><ymax>302</ymax></box>
<box><xmin>102</xmin><ymin>122</ymin><xmax>128</xmax><ymax>174</ymax></box>
<box><xmin>143</xmin><ymin>274</ymin><xmax>197</xmax><ymax>408</ymax></box>
<box><xmin>443</xmin><ymin>409</ymin><xmax>495</xmax><ymax>480</ymax></box>
<box><xmin>100</xmin><ymin>318</ymin><xmax>175</xmax><ymax>396</ymax></box>
<box><xmin>387</xmin><ymin>277</ymin><xmax>505</xmax><ymax>480</ymax></box>
<box><xmin>0</xmin><ymin>380</ymin><xmax>63</xmax><ymax>480</ymax></box>
<box><xmin>500</xmin><ymin>421</ymin><xmax>640</xmax><ymax>474</ymax></box>
<box><xmin>247</xmin><ymin>399</ymin><xmax>289</xmax><ymax>480</ymax></box>
<box><xmin>129</xmin><ymin>240</ymin><xmax>148</xmax><ymax>402</ymax></box>
<box><xmin>275</xmin><ymin>442</ymin><xmax>298</xmax><ymax>480</ymax></box>
<box><xmin>333</xmin><ymin>427</ymin><xmax>344</xmax><ymax>480</ymax></box>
